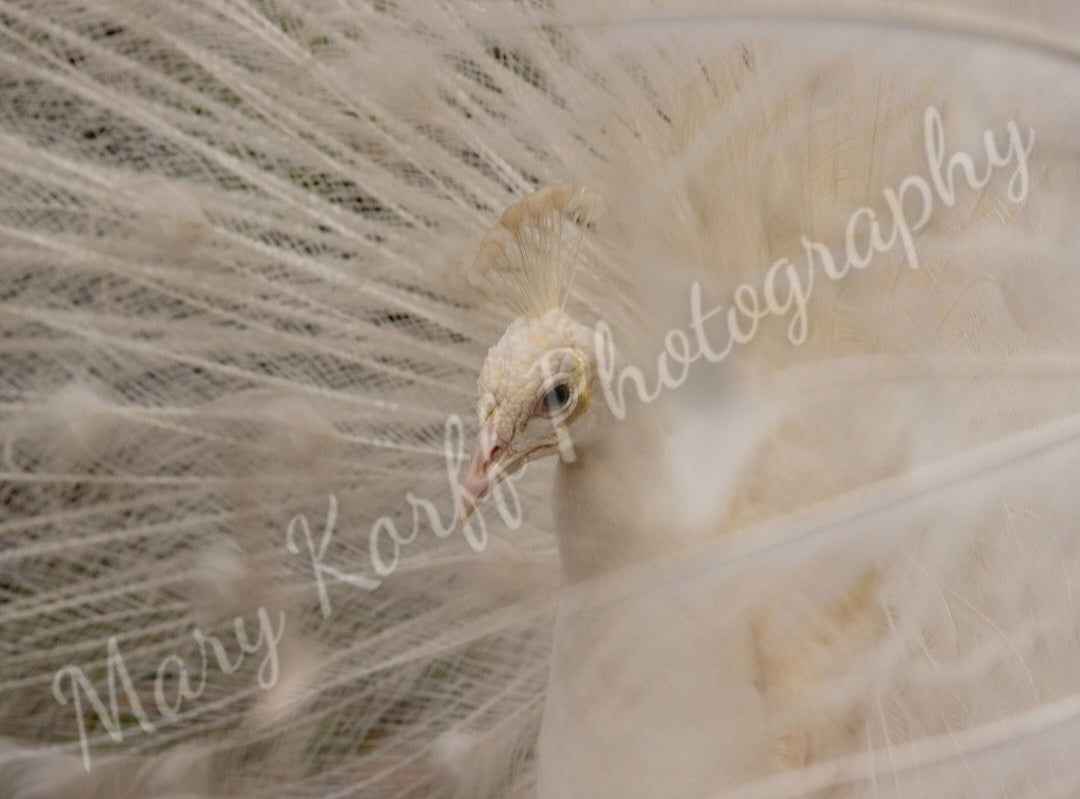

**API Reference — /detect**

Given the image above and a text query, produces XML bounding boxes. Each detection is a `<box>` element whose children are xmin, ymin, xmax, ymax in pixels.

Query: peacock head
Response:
<box><xmin>459</xmin><ymin>185</ymin><xmax>604</xmax><ymax>524</ymax></box>
<box><xmin>459</xmin><ymin>307</ymin><xmax>597</xmax><ymax>523</ymax></box>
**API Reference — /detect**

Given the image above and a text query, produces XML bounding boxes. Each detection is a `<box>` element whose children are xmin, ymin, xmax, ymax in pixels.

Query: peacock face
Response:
<box><xmin>459</xmin><ymin>307</ymin><xmax>595</xmax><ymax>522</ymax></box>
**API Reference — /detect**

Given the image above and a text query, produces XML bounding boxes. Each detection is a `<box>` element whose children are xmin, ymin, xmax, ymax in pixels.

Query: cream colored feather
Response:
<box><xmin>2</xmin><ymin>2</ymin><xmax>1080</xmax><ymax>799</ymax></box>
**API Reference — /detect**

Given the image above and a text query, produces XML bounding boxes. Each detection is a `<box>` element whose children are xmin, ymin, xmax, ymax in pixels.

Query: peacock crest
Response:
<box><xmin>470</xmin><ymin>184</ymin><xmax>605</xmax><ymax>318</ymax></box>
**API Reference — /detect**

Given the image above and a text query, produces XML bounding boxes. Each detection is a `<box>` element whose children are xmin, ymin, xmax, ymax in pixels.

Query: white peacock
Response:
<box><xmin>3</xmin><ymin>3</ymin><xmax>1080</xmax><ymax>799</ymax></box>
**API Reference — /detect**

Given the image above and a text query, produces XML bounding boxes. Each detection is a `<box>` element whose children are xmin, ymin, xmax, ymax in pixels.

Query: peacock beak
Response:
<box><xmin>458</xmin><ymin>422</ymin><xmax>508</xmax><ymax>524</ymax></box>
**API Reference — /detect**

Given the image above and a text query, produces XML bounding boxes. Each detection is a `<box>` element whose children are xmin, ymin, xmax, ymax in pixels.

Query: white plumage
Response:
<box><xmin>2</xmin><ymin>2</ymin><xmax>1080</xmax><ymax>798</ymax></box>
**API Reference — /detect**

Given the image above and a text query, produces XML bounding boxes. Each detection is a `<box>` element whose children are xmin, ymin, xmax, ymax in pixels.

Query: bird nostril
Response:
<box><xmin>487</xmin><ymin>444</ymin><xmax>503</xmax><ymax>465</ymax></box>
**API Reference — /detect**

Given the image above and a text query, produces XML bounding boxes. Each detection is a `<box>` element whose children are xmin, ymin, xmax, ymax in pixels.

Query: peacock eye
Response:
<box><xmin>541</xmin><ymin>382</ymin><xmax>572</xmax><ymax>415</ymax></box>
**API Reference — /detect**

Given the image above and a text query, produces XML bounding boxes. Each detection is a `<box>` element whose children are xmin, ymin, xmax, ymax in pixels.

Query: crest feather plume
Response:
<box><xmin>470</xmin><ymin>184</ymin><xmax>605</xmax><ymax>317</ymax></box>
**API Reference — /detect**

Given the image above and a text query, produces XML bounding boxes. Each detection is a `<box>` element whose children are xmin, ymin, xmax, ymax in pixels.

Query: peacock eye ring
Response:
<box><xmin>540</xmin><ymin>382</ymin><xmax>573</xmax><ymax>415</ymax></box>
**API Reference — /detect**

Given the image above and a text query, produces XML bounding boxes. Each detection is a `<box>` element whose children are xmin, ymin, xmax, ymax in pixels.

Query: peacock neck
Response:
<box><xmin>551</xmin><ymin>390</ymin><xmax>684</xmax><ymax>583</ymax></box>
